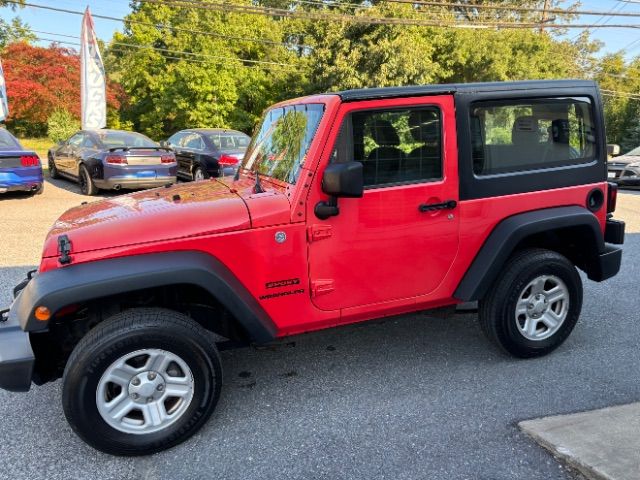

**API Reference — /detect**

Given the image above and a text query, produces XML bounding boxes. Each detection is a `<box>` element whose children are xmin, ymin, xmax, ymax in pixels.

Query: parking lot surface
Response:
<box><xmin>0</xmin><ymin>180</ymin><xmax>638</xmax><ymax>480</ymax></box>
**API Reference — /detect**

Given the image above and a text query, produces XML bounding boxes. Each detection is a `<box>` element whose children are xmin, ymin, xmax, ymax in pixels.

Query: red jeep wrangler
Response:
<box><xmin>0</xmin><ymin>80</ymin><xmax>625</xmax><ymax>455</ymax></box>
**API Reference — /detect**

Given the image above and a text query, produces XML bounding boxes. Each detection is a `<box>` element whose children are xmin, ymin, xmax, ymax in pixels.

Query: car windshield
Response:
<box><xmin>624</xmin><ymin>146</ymin><xmax>640</xmax><ymax>156</ymax></box>
<box><xmin>206</xmin><ymin>133</ymin><xmax>250</xmax><ymax>150</ymax></box>
<box><xmin>0</xmin><ymin>129</ymin><xmax>21</xmax><ymax>150</ymax></box>
<box><xmin>240</xmin><ymin>103</ymin><xmax>324</xmax><ymax>184</ymax></box>
<box><xmin>97</xmin><ymin>131</ymin><xmax>157</xmax><ymax>149</ymax></box>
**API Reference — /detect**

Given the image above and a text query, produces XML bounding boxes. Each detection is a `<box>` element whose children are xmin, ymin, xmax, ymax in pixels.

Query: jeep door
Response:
<box><xmin>308</xmin><ymin>95</ymin><xmax>460</xmax><ymax>312</ymax></box>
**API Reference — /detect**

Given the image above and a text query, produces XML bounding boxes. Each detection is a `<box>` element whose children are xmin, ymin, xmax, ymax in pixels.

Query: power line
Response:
<box><xmin>12</xmin><ymin>0</ymin><xmax>640</xmax><ymax>30</ymax></box>
<box><xmin>138</xmin><ymin>0</ymin><xmax>640</xmax><ymax>29</ymax></box>
<box><xmin>571</xmin><ymin>1</ymin><xmax>626</xmax><ymax>41</ymax></box>
<box><xmin>378</xmin><ymin>0</ymin><xmax>638</xmax><ymax>18</ymax></box>
<box><xmin>22</xmin><ymin>34</ymin><xmax>295</xmax><ymax>70</ymax></box>
<box><xmin>6</xmin><ymin>0</ymin><xmax>310</xmax><ymax>49</ymax></box>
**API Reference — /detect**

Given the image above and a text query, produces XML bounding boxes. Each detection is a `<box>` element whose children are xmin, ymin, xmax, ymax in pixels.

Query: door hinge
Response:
<box><xmin>307</xmin><ymin>224</ymin><xmax>333</xmax><ymax>243</ymax></box>
<box><xmin>311</xmin><ymin>279</ymin><xmax>335</xmax><ymax>297</ymax></box>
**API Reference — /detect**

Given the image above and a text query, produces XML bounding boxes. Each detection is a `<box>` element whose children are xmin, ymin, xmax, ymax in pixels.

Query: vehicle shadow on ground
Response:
<box><xmin>43</xmin><ymin>176</ymin><xmax>119</xmax><ymax>198</ymax></box>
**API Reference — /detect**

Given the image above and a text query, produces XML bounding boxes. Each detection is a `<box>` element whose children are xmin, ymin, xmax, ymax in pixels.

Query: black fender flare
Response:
<box><xmin>454</xmin><ymin>206</ymin><xmax>606</xmax><ymax>302</ymax></box>
<box><xmin>11</xmin><ymin>251</ymin><xmax>277</xmax><ymax>343</ymax></box>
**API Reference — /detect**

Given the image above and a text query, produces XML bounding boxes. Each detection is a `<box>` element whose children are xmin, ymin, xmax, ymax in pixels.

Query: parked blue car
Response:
<box><xmin>48</xmin><ymin>129</ymin><xmax>177</xmax><ymax>196</ymax></box>
<box><xmin>0</xmin><ymin>128</ymin><xmax>43</xmax><ymax>195</ymax></box>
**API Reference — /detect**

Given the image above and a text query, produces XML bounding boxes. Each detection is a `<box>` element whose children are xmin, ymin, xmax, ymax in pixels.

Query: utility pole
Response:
<box><xmin>540</xmin><ymin>0</ymin><xmax>551</xmax><ymax>33</ymax></box>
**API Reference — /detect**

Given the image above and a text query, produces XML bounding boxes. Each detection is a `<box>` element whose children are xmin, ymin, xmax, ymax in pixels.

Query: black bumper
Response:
<box><xmin>605</xmin><ymin>219</ymin><xmax>625</xmax><ymax>245</ymax></box>
<box><xmin>0</xmin><ymin>308</ymin><xmax>34</xmax><ymax>392</ymax></box>
<box><xmin>589</xmin><ymin>218</ymin><xmax>625</xmax><ymax>282</ymax></box>
<box><xmin>590</xmin><ymin>244</ymin><xmax>623</xmax><ymax>282</ymax></box>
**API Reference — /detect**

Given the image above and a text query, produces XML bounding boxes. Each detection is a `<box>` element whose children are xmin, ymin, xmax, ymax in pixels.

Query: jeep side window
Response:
<box><xmin>333</xmin><ymin>107</ymin><xmax>442</xmax><ymax>187</ymax></box>
<box><xmin>470</xmin><ymin>97</ymin><xmax>596</xmax><ymax>176</ymax></box>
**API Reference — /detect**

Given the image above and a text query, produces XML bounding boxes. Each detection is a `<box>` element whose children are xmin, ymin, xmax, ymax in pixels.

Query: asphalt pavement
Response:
<box><xmin>0</xmin><ymin>181</ymin><xmax>638</xmax><ymax>480</ymax></box>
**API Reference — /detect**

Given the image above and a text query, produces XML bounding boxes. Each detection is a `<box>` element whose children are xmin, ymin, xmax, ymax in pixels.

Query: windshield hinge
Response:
<box><xmin>307</xmin><ymin>224</ymin><xmax>332</xmax><ymax>243</ymax></box>
<box><xmin>311</xmin><ymin>279</ymin><xmax>335</xmax><ymax>297</ymax></box>
<box><xmin>58</xmin><ymin>234</ymin><xmax>73</xmax><ymax>265</ymax></box>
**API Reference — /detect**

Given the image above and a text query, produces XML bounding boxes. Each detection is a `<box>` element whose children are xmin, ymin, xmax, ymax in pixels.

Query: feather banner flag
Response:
<box><xmin>0</xmin><ymin>58</ymin><xmax>9</xmax><ymax>122</ymax></box>
<box><xmin>80</xmin><ymin>6</ymin><xmax>106</xmax><ymax>129</ymax></box>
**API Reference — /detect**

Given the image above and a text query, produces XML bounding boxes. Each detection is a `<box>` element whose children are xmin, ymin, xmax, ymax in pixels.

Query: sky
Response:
<box><xmin>1</xmin><ymin>0</ymin><xmax>640</xmax><ymax>59</ymax></box>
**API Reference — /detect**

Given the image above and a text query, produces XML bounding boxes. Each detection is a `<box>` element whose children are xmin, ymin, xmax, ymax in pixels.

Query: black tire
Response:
<box><xmin>478</xmin><ymin>248</ymin><xmax>583</xmax><ymax>358</ymax></box>
<box><xmin>79</xmin><ymin>164</ymin><xmax>98</xmax><ymax>196</ymax></box>
<box><xmin>62</xmin><ymin>308</ymin><xmax>223</xmax><ymax>456</ymax></box>
<box><xmin>48</xmin><ymin>154</ymin><xmax>59</xmax><ymax>179</ymax></box>
<box><xmin>192</xmin><ymin>165</ymin><xmax>208</xmax><ymax>182</ymax></box>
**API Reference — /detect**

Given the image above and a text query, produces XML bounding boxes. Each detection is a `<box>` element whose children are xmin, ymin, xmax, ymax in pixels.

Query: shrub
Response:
<box><xmin>47</xmin><ymin>109</ymin><xmax>79</xmax><ymax>143</ymax></box>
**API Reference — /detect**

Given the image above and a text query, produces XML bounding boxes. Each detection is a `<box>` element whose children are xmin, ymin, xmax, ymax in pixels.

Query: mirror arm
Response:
<box><xmin>314</xmin><ymin>196</ymin><xmax>339</xmax><ymax>220</ymax></box>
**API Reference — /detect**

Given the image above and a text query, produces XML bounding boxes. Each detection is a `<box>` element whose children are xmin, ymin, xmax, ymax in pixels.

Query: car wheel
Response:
<box><xmin>478</xmin><ymin>248</ymin><xmax>583</xmax><ymax>358</ymax></box>
<box><xmin>192</xmin><ymin>166</ymin><xmax>207</xmax><ymax>182</ymax></box>
<box><xmin>48</xmin><ymin>154</ymin><xmax>59</xmax><ymax>179</ymax></box>
<box><xmin>79</xmin><ymin>164</ymin><xmax>98</xmax><ymax>196</ymax></box>
<box><xmin>62</xmin><ymin>308</ymin><xmax>222</xmax><ymax>456</ymax></box>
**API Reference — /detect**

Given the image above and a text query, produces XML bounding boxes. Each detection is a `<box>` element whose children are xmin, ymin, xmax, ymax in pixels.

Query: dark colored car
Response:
<box><xmin>163</xmin><ymin>128</ymin><xmax>250</xmax><ymax>181</ymax></box>
<box><xmin>0</xmin><ymin>128</ymin><xmax>43</xmax><ymax>195</ymax></box>
<box><xmin>607</xmin><ymin>146</ymin><xmax>640</xmax><ymax>187</ymax></box>
<box><xmin>48</xmin><ymin>129</ymin><xmax>177</xmax><ymax>195</ymax></box>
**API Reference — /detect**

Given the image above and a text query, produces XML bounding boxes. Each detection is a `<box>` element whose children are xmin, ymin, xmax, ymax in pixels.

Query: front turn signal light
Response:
<box><xmin>34</xmin><ymin>306</ymin><xmax>51</xmax><ymax>321</ymax></box>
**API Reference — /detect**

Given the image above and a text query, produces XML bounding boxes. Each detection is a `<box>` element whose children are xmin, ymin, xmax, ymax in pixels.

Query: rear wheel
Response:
<box><xmin>192</xmin><ymin>166</ymin><xmax>207</xmax><ymax>182</ymax></box>
<box><xmin>48</xmin><ymin>154</ymin><xmax>59</xmax><ymax>179</ymax></box>
<box><xmin>79</xmin><ymin>164</ymin><xmax>98</xmax><ymax>196</ymax></box>
<box><xmin>62</xmin><ymin>308</ymin><xmax>222</xmax><ymax>455</ymax></box>
<box><xmin>478</xmin><ymin>248</ymin><xmax>583</xmax><ymax>358</ymax></box>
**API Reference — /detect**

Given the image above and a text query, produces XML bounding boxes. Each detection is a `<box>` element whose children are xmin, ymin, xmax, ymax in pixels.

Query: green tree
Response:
<box><xmin>0</xmin><ymin>17</ymin><xmax>34</xmax><ymax>49</ymax></box>
<box><xmin>594</xmin><ymin>53</ymin><xmax>640</xmax><ymax>149</ymax></box>
<box><xmin>106</xmin><ymin>1</ymin><xmax>304</xmax><ymax>138</ymax></box>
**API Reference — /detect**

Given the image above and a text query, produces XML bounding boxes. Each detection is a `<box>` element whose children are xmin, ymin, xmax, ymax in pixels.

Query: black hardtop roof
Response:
<box><xmin>335</xmin><ymin>79</ymin><xmax>598</xmax><ymax>102</ymax></box>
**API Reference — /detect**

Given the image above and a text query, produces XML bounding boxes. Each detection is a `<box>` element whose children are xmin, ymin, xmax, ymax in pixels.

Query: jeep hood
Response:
<box><xmin>42</xmin><ymin>179</ymin><xmax>289</xmax><ymax>258</ymax></box>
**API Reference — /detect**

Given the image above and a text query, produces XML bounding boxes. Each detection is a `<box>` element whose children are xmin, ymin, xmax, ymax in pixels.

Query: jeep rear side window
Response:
<box><xmin>471</xmin><ymin>97</ymin><xmax>596</xmax><ymax>176</ymax></box>
<box><xmin>333</xmin><ymin>107</ymin><xmax>442</xmax><ymax>187</ymax></box>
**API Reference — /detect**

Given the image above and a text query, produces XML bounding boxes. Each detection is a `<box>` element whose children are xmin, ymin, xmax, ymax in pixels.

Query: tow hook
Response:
<box><xmin>58</xmin><ymin>234</ymin><xmax>73</xmax><ymax>265</ymax></box>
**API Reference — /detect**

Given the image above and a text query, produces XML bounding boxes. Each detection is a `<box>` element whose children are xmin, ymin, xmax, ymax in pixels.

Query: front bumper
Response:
<box><xmin>0</xmin><ymin>307</ymin><xmax>35</xmax><ymax>392</ymax></box>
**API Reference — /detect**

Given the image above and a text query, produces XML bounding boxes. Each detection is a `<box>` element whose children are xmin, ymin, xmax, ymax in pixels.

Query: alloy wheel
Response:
<box><xmin>515</xmin><ymin>274</ymin><xmax>569</xmax><ymax>341</ymax></box>
<box><xmin>96</xmin><ymin>348</ymin><xmax>195</xmax><ymax>435</ymax></box>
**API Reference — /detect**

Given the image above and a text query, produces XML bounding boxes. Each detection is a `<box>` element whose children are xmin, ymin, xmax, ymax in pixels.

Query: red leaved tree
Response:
<box><xmin>3</xmin><ymin>42</ymin><xmax>121</xmax><ymax>136</ymax></box>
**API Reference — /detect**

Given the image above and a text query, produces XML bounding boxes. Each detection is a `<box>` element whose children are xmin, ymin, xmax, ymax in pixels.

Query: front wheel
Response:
<box><xmin>478</xmin><ymin>248</ymin><xmax>583</xmax><ymax>358</ymax></box>
<box><xmin>62</xmin><ymin>308</ymin><xmax>222</xmax><ymax>456</ymax></box>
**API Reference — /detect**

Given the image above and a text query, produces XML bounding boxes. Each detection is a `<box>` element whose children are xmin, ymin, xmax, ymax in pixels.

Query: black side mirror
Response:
<box><xmin>57</xmin><ymin>140</ymin><xmax>66</xmax><ymax>146</ymax></box>
<box><xmin>315</xmin><ymin>161</ymin><xmax>363</xmax><ymax>220</ymax></box>
<box><xmin>322</xmin><ymin>161</ymin><xmax>364</xmax><ymax>198</ymax></box>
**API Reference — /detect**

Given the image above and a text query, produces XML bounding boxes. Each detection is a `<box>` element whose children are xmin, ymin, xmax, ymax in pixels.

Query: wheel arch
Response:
<box><xmin>15</xmin><ymin>251</ymin><xmax>277</xmax><ymax>344</ymax></box>
<box><xmin>454</xmin><ymin>206</ymin><xmax>607</xmax><ymax>302</ymax></box>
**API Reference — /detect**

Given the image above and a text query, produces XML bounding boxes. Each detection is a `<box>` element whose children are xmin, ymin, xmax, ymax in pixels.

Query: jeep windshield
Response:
<box><xmin>240</xmin><ymin>103</ymin><xmax>324</xmax><ymax>184</ymax></box>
